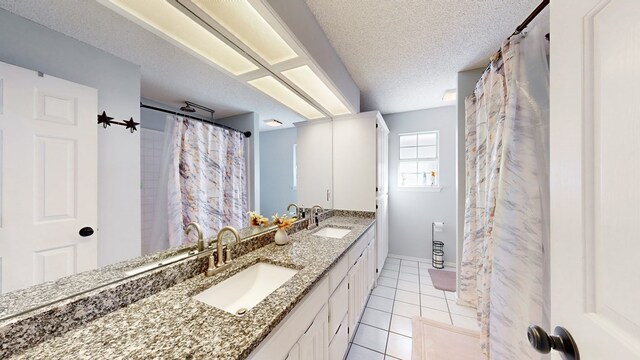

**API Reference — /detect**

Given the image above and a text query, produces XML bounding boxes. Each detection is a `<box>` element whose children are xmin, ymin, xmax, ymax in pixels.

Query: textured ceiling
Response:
<box><xmin>0</xmin><ymin>0</ymin><xmax>307</xmax><ymax>131</ymax></box>
<box><xmin>304</xmin><ymin>0</ymin><xmax>549</xmax><ymax>114</ymax></box>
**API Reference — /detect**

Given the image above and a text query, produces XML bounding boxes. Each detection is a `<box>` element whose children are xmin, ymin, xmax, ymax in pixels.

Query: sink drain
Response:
<box><xmin>236</xmin><ymin>307</ymin><xmax>248</xmax><ymax>316</ymax></box>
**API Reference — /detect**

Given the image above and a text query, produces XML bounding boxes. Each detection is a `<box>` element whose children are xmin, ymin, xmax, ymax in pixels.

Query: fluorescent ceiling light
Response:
<box><xmin>248</xmin><ymin>76</ymin><xmax>325</xmax><ymax>120</ymax></box>
<box><xmin>281</xmin><ymin>65</ymin><xmax>351</xmax><ymax>116</ymax></box>
<box><xmin>264</xmin><ymin>119</ymin><xmax>283</xmax><ymax>127</ymax></box>
<box><xmin>192</xmin><ymin>0</ymin><xmax>298</xmax><ymax>65</ymax></box>
<box><xmin>442</xmin><ymin>89</ymin><xmax>457</xmax><ymax>101</ymax></box>
<box><xmin>107</xmin><ymin>0</ymin><xmax>258</xmax><ymax>75</ymax></box>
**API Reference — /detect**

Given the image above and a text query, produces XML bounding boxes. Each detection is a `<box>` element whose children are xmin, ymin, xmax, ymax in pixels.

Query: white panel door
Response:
<box><xmin>296</xmin><ymin>121</ymin><xmax>332</xmax><ymax>209</ymax></box>
<box><xmin>550</xmin><ymin>0</ymin><xmax>640</xmax><ymax>358</ymax></box>
<box><xmin>299</xmin><ymin>305</ymin><xmax>328</xmax><ymax>360</ymax></box>
<box><xmin>333</xmin><ymin>115</ymin><xmax>376</xmax><ymax>211</ymax></box>
<box><xmin>376</xmin><ymin>194</ymin><xmax>389</xmax><ymax>278</ymax></box>
<box><xmin>0</xmin><ymin>61</ymin><xmax>98</xmax><ymax>294</ymax></box>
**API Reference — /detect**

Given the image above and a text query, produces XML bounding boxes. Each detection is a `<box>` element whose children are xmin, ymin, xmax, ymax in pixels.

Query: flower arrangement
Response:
<box><xmin>271</xmin><ymin>213</ymin><xmax>295</xmax><ymax>230</ymax></box>
<box><xmin>248</xmin><ymin>211</ymin><xmax>269</xmax><ymax>227</ymax></box>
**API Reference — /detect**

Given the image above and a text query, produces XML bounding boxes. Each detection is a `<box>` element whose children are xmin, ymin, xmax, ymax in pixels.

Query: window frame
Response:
<box><xmin>397</xmin><ymin>131</ymin><xmax>440</xmax><ymax>189</ymax></box>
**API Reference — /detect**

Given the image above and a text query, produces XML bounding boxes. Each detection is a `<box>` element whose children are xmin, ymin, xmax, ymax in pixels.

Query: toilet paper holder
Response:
<box><xmin>432</xmin><ymin>222</ymin><xmax>444</xmax><ymax>269</ymax></box>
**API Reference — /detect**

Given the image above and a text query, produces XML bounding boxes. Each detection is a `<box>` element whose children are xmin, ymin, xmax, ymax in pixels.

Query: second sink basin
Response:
<box><xmin>313</xmin><ymin>227</ymin><xmax>351</xmax><ymax>239</ymax></box>
<box><xmin>193</xmin><ymin>262</ymin><xmax>298</xmax><ymax>315</ymax></box>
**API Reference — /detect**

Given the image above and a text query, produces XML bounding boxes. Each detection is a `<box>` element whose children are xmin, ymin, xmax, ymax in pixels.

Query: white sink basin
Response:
<box><xmin>313</xmin><ymin>227</ymin><xmax>351</xmax><ymax>239</ymax></box>
<box><xmin>124</xmin><ymin>251</ymin><xmax>193</xmax><ymax>276</ymax></box>
<box><xmin>193</xmin><ymin>262</ymin><xmax>298</xmax><ymax>315</ymax></box>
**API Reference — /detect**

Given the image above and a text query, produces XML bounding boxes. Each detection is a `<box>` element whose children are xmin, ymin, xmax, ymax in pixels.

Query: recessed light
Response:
<box><xmin>103</xmin><ymin>0</ymin><xmax>258</xmax><ymax>75</ymax></box>
<box><xmin>264</xmin><ymin>119</ymin><xmax>283</xmax><ymax>127</ymax></box>
<box><xmin>281</xmin><ymin>65</ymin><xmax>352</xmax><ymax>116</ymax></box>
<box><xmin>192</xmin><ymin>0</ymin><xmax>298</xmax><ymax>65</ymax></box>
<box><xmin>442</xmin><ymin>89</ymin><xmax>457</xmax><ymax>102</ymax></box>
<box><xmin>248</xmin><ymin>76</ymin><xmax>325</xmax><ymax>120</ymax></box>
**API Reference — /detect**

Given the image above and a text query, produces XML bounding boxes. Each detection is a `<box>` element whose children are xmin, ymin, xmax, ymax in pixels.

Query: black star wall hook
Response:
<box><xmin>97</xmin><ymin>111</ymin><xmax>139</xmax><ymax>133</ymax></box>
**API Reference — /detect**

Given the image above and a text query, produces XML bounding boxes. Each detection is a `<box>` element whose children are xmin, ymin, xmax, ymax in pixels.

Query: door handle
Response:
<box><xmin>79</xmin><ymin>227</ymin><xmax>94</xmax><ymax>237</ymax></box>
<box><xmin>527</xmin><ymin>325</ymin><xmax>580</xmax><ymax>360</ymax></box>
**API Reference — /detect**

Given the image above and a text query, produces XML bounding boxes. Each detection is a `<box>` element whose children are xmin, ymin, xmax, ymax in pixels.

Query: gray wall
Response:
<box><xmin>217</xmin><ymin>112</ymin><xmax>260</xmax><ymax>212</ymax></box>
<box><xmin>0</xmin><ymin>9</ymin><xmax>142</xmax><ymax>267</ymax></box>
<box><xmin>259</xmin><ymin>128</ymin><xmax>297</xmax><ymax>218</ymax></box>
<box><xmin>456</xmin><ymin>68</ymin><xmax>484</xmax><ymax>284</ymax></box>
<box><xmin>384</xmin><ymin>106</ymin><xmax>457</xmax><ymax>264</ymax></box>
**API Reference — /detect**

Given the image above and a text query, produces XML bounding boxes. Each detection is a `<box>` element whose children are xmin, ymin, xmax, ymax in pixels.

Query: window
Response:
<box><xmin>398</xmin><ymin>131</ymin><xmax>439</xmax><ymax>187</ymax></box>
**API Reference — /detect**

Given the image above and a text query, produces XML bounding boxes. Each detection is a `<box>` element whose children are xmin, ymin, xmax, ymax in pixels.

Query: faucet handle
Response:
<box><xmin>224</xmin><ymin>246</ymin><xmax>232</xmax><ymax>264</ymax></box>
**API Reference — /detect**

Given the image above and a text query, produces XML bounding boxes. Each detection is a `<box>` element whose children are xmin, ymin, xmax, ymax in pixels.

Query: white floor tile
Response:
<box><xmin>353</xmin><ymin>324</ymin><xmax>389</xmax><ymax>353</ymax></box>
<box><xmin>383</xmin><ymin>263</ymin><xmax>400</xmax><ymax>271</ymax></box>
<box><xmin>394</xmin><ymin>289</ymin><xmax>420</xmax><ymax>305</ymax></box>
<box><xmin>420</xmin><ymin>307</ymin><xmax>452</xmax><ymax>324</ymax></box>
<box><xmin>400</xmin><ymin>260</ymin><xmax>418</xmax><ymax>268</ymax></box>
<box><xmin>445</xmin><ymin>290</ymin><xmax>457</xmax><ymax>300</ymax></box>
<box><xmin>420</xmin><ymin>294</ymin><xmax>449</xmax><ymax>312</ymax></box>
<box><xmin>385</xmin><ymin>357</ymin><xmax>401</xmax><ymax>360</ymax></box>
<box><xmin>392</xmin><ymin>301</ymin><xmax>421</xmax><ymax>318</ymax></box>
<box><xmin>447</xmin><ymin>302</ymin><xmax>477</xmax><ymax>318</ymax></box>
<box><xmin>380</xmin><ymin>270</ymin><xmax>399</xmax><ymax>279</ymax></box>
<box><xmin>377</xmin><ymin>276</ymin><xmax>398</xmax><ymax>288</ymax></box>
<box><xmin>419</xmin><ymin>284</ymin><xmax>445</xmax><ymax>298</ymax></box>
<box><xmin>396</xmin><ymin>280</ymin><xmax>420</xmax><ymax>293</ymax></box>
<box><xmin>372</xmin><ymin>286</ymin><xmax>396</xmax><ymax>299</ymax></box>
<box><xmin>387</xmin><ymin>256</ymin><xmax>402</xmax><ymax>262</ymax></box>
<box><xmin>399</xmin><ymin>266</ymin><xmax>419</xmax><ymax>275</ymax></box>
<box><xmin>361</xmin><ymin>307</ymin><xmax>392</xmax><ymax>330</ymax></box>
<box><xmin>368</xmin><ymin>295</ymin><xmax>394</xmax><ymax>313</ymax></box>
<box><xmin>346</xmin><ymin>344</ymin><xmax>385</xmax><ymax>360</ymax></box>
<box><xmin>389</xmin><ymin>315</ymin><xmax>413</xmax><ymax>338</ymax></box>
<box><xmin>398</xmin><ymin>273</ymin><xmax>419</xmax><ymax>283</ymax></box>
<box><xmin>386</xmin><ymin>332</ymin><xmax>413</xmax><ymax>360</ymax></box>
<box><xmin>419</xmin><ymin>276</ymin><xmax>433</xmax><ymax>286</ymax></box>
<box><xmin>451</xmin><ymin>314</ymin><xmax>481</xmax><ymax>331</ymax></box>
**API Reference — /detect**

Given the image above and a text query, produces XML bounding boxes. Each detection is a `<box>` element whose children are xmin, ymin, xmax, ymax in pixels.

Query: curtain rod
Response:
<box><xmin>513</xmin><ymin>0</ymin><xmax>549</xmax><ymax>36</ymax></box>
<box><xmin>140</xmin><ymin>103</ymin><xmax>252</xmax><ymax>138</ymax></box>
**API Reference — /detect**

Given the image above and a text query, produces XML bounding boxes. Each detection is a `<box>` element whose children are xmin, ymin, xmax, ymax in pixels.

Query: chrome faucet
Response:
<box><xmin>206</xmin><ymin>226</ymin><xmax>240</xmax><ymax>277</ymax></box>
<box><xmin>185</xmin><ymin>222</ymin><xmax>205</xmax><ymax>251</ymax></box>
<box><xmin>287</xmin><ymin>203</ymin><xmax>300</xmax><ymax>219</ymax></box>
<box><xmin>307</xmin><ymin>205</ymin><xmax>324</xmax><ymax>230</ymax></box>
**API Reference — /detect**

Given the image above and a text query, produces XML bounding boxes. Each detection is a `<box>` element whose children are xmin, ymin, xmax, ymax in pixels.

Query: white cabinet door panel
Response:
<box><xmin>296</xmin><ymin>121</ymin><xmax>332</xmax><ymax>209</ymax></box>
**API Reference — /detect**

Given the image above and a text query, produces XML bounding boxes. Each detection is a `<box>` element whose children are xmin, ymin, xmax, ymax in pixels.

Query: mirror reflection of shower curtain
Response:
<box><xmin>150</xmin><ymin>115</ymin><xmax>248</xmax><ymax>249</ymax></box>
<box><xmin>459</xmin><ymin>25</ymin><xmax>550</xmax><ymax>360</ymax></box>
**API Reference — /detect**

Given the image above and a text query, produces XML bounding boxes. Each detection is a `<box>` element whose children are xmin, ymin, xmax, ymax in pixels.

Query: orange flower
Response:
<box><xmin>272</xmin><ymin>213</ymin><xmax>294</xmax><ymax>230</ymax></box>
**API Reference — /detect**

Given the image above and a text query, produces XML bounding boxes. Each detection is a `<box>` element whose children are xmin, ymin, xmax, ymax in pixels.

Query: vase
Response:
<box><xmin>274</xmin><ymin>228</ymin><xmax>289</xmax><ymax>245</ymax></box>
<box><xmin>251</xmin><ymin>225</ymin><xmax>261</xmax><ymax>234</ymax></box>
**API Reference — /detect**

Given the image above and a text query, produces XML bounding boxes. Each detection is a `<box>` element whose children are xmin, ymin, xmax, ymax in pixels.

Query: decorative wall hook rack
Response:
<box><xmin>97</xmin><ymin>111</ymin><xmax>139</xmax><ymax>133</ymax></box>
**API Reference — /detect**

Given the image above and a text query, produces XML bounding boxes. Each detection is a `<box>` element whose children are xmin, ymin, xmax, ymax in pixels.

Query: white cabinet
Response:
<box><xmin>347</xmin><ymin>233</ymin><xmax>375</xmax><ymax>341</ymax></box>
<box><xmin>328</xmin><ymin>316</ymin><xmax>348</xmax><ymax>360</ymax></box>
<box><xmin>296</xmin><ymin>119</ymin><xmax>333</xmax><ymax>209</ymax></box>
<box><xmin>285</xmin><ymin>344</ymin><xmax>300</xmax><ymax>360</ymax></box>
<box><xmin>376</xmin><ymin>194</ymin><xmax>389</xmax><ymax>278</ymax></box>
<box><xmin>298</xmin><ymin>305</ymin><xmax>328</xmax><ymax>360</ymax></box>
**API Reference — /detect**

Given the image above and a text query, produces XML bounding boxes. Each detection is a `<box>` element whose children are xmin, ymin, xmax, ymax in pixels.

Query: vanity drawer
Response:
<box><xmin>328</xmin><ymin>278</ymin><xmax>348</xmax><ymax>340</ymax></box>
<box><xmin>328</xmin><ymin>255</ymin><xmax>348</xmax><ymax>294</ymax></box>
<box><xmin>348</xmin><ymin>231</ymin><xmax>370</xmax><ymax>267</ymax></box>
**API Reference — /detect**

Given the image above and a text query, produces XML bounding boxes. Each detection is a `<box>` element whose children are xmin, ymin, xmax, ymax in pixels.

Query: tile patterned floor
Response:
<box><xmin>345</xmin><ymin>255</ymin><xmax>479</xmax><ymax>360</ymax></box>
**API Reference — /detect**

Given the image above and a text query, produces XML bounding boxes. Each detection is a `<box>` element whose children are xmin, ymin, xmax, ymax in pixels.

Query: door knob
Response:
<box><xmin>79</xmin><ymin>227</ymin><xmax>94</xmax><ymax>237</ymax></box>
<box><xmin>527</xmin><ymin>325</ymin><xmax>580</xmax><ymax>360</ymax></box>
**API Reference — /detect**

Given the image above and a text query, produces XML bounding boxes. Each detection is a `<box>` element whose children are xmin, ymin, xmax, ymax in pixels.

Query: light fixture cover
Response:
<box><xmin>442</xmin><ymin>89</ymin><xmax>457</xmax><ymax>102</ymax></box>
<box><xmin>192</xmin><ymin>0</ymin><xmax>298</xmax><ymax>65</ymax></box>
<box><xmin>281</xmin><ymin>65</ymin><xmax>352</xmax><ymax>116</ymax></box>
<box><xmin>106</xmin><ymin>0</ymin><xmax>258</xmax><ymax>75</ymax></box>
<box><xmin>249</xmin><ymin>76</ymin><xmax>325</xmax><ymax>120</ymax></box>
<box><xmin>264</xmin><ymin>119</ymin><xmax>283</xmax><ymax>127</ymax></box>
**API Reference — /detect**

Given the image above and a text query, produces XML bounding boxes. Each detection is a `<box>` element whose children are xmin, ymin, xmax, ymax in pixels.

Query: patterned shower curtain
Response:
<box><xmin>459</xmin><ymin>26</ymin><xmax>549</xmax><ymax>360</ymax></box>
<box><xmin>166</xmin><ymin>117</ymin><xmax>248</xmax><ymax>247</ymax></box>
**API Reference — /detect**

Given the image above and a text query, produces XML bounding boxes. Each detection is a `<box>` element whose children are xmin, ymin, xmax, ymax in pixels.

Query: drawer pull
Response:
<box><xmin>304</xmin><ymin>320</ymin><xmax>314</xmax><ymax>334</ymax></box>
<box><xmin>335</xmin><ymin>323</ymin><xmax>342</xmax><ymax>335</ymax></box>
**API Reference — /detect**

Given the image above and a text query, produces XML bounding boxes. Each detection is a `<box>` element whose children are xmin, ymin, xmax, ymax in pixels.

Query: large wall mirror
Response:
<box><xmin>0</xmin><ymin>8</ymin><xmax>332</xmax><ymax>321</ymax></box>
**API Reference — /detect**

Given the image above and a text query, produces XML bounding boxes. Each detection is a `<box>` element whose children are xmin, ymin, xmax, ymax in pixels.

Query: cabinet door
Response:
<box><xmin>299</xmin><ymin>305</ymin><xmax>329</xmax><ymax>360</ymax></box>
<box><xmin>328</xmin><ymin>315</ymin><xmax>349</xmax><ymax>360</ymax></box>
<box><xmin>296</xmin><ymin>121</ymin><xmax>332</xmax><ymax>209</ymax></box>
<box><xmin>368</xmin><ymin>239</ymin><xmax>376</xmax><ymax>290</ymax></box>
<box><xmin>347</xmin><ymin>258</ymin><xmax>360</xmax><ymax>338</ymax></box>
<box><xmin>285</xmin><ymin>343</ymin><xmax>300</xmax><ymax>360</ymax></box>
<box><xmin>333</xmin><ymin>116</ymin><xmax>376</xmax><ymax>211</ymax></box>
<box><xmin>376</xmin><ymin>195</ymin><xmax>389</xmax><ymax>277</ymax></box>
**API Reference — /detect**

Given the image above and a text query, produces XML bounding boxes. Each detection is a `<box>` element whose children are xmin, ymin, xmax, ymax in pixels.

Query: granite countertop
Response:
<box><xmin>10</xmin><ymin>216</ymin><xmax>375</xmax><ymax>360</ymax></box>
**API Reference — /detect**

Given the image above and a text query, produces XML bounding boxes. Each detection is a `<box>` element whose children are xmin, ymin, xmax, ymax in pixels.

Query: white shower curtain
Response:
<box><xmin>151</xmin><ymin>115</ymin><xmax>248</xmax><ymax>248</ymax></box>
<box><xmin>459</xmin><ymin>25</ymin><xmax>549</xmax><ymax>360</ymax></box>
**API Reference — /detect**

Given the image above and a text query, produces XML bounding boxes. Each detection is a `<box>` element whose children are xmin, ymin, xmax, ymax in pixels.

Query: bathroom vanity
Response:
<box><xmin>4</xmin><ymin>213</ymin><xmax>379</xmax><ymax>360</ymax></box>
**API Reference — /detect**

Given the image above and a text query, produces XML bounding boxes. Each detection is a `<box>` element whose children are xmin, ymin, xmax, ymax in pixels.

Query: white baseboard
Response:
<box><xmin>387</xmin><ymin>253</ymin><xmax>456</xmax><ymax>269</ymax></box>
